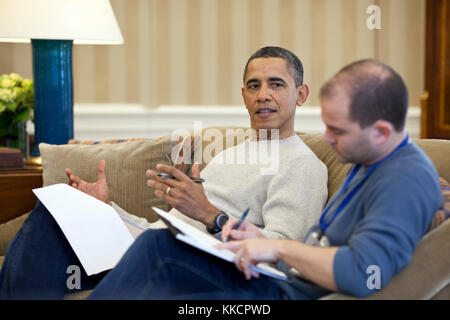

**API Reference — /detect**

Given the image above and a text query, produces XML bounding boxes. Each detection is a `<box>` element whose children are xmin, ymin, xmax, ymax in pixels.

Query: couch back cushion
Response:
<box><xmin>414</xmin><ymin>139</ymin><xmax>450</xmax><ymax>183</ymax></box>
<box><xmin>297</xmin><ymin>134</ymin><xmax>350</xmax><ymax>201</ymax></box>
<box><xmin>39</xmin><ymin>137</ymin><xmax>174</xmax><ymax>222</ymax></box>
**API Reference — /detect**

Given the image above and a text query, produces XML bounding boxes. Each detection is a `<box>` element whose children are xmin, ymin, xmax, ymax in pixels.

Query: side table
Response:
<box><xmin>0</xmin><ymin>168</ymin><xmax>43</xmax><ymax>224</ymax></box>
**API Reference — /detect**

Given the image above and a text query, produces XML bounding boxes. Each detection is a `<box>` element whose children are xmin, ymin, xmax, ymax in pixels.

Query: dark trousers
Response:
<box><xmin>0</xmin><ymin>201</ymin><xmax>105</xmax><ymax>299</ymax></box>
<box><xmin>0</xmin><ymin>201</ymin><xmax>329</xmax><ymax>300</ymax></box>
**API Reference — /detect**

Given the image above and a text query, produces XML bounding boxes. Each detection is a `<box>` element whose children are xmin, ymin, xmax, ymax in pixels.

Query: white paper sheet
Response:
<box><xmin>33</xmin><ymin>184</ymin><xmax>135</xmax><ymax>276</ymax></box>
<box><xmin>152</xmin><ymin>207</ymin><xmax>287</xmax><ymax>280</ymax></box>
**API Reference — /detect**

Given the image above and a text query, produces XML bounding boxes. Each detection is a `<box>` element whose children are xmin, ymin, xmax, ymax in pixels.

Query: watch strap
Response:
<box><xmin>207</xmin><ymin>211</ymin><xmax>229</xmax><ymax>234</ymax></box>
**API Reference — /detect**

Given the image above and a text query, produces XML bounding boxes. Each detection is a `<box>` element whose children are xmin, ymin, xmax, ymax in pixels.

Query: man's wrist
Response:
<box><xmin>207</xmin><ymin>210</ymin><xmax>229</xmax><ymax>234</ymax></box>
<box><xmin>202</xmin><ymin>204</ymin><xmax>221</xmax><ymax>229</ymax></box>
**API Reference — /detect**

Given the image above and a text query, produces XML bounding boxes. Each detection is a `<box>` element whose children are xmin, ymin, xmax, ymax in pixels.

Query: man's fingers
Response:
<box><xmin>191</xmin><ymin>163</ymin><xmax>200</xmax><ymax>178</ymax></box>
<box><xmin>215</xmin><ymin>240</ymin><xmax>242</xmax><ymax>252</ymax></box>
<box><xmin>154</xmin><ymin>190</ymin><xmax>177</xmax><ymax>207</ymax></box>
<box><xmin>221</xmin><ymin>218</ymin><xmax>238</xmax><ymax>241</ymax></box>
<box><xmin>156</xmin><ymin>164</ymin><xmax>190</xmax><ymax>182</ymax></box>
<box><xmin>250</xmin><ymin>268</ymin><xmax>260</xmax><ymax>279</ymax></box>
<box><xmin>228</xmin><ymin>230</ymin><xmax>252</xmax><ymax>240</ymax></box>
<box><xmin>147</xmin><ymin>178</ymin><xmax>177</xmax><ymax>196</ymax></box>
<box><xmin>146</xmin><ymin>169</ymin><xmax>180</xmax><ymax>188</ymax></box>
<box><xmin>70</xmin><ymin>173</ymin><xmax>83</xmax><ymax>185</ymax></box>
<box><xmin>97</xmin><ymin>160</ymin><xmax>106</xmax><ymax>182</ymax></box>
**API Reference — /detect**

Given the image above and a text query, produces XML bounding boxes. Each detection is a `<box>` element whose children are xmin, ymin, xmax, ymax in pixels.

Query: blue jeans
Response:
<box><xmin>0</xmin><ymin>201</ymin><xmax>330</xmax><ymax>300</ymax></box>
<box><xmin>0</xmin><ymin>201</ymin><xmax>105</xmax><ymax>299</ymax></box>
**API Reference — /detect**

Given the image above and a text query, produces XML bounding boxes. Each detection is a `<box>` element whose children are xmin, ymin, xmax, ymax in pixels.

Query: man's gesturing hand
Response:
<box><xmin>65</xmin><ymin>160</ymin><xmax>110</xmax><ymax>205</ymax></box>
<box><xmin>146</xmin><ymin>163</ymin><xmax>219</xmax><ymax>228</ymax></box>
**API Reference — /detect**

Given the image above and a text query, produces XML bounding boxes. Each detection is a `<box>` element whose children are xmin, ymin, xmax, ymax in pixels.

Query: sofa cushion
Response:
<box><xmin>0</xmin><ymin>212</ymin><xmax>29</xmax><ymax>256</ymax></box>
<box><xmin>39</xmin><ymin>137</ymin><xmax>175</xmax><ymax>222</ymax></box>
<box><xmin>298</xmin><ymin>134</ymin><xmax>351</xmax><ymax>201</ymax></box>
<box><xmin>415</xmin><ymin>139</ymin><xmax>450</xmax><ymax>182</ymax></box>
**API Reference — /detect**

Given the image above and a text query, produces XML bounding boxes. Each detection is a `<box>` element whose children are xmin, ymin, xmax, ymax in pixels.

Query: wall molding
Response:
<box><xmin>28</xmin><ymin>104</ymin><xmax>421</xmax><ymax>141</ymax></box>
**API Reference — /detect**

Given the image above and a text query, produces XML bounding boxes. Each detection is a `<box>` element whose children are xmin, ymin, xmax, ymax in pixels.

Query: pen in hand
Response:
<box><xmin>157</xmin><ymin>173</ymin><xmax>205</xmax><ymax>183</ymax></box>
<box><xmin>225</xmin><ymin>208</ymin><xmax>250</xmax><ymax>242</ymax></box>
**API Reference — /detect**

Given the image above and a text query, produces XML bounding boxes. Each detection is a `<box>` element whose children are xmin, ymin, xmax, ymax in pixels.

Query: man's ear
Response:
<box><xmin>296</xmin><ymin>84</ymin><xmax>309</xmax><ymax>106</ymax></box>
<box><xmin>372</xmin><ymin>120</ymin><xmax>393</xmax><ymax>145</ymax></box>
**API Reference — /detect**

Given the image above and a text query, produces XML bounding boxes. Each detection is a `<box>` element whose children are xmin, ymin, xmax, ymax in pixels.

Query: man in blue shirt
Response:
<box><xmin>85</xmin><ymin>59</ymin><xmax>443</xmax><ymax>299</ymax></box>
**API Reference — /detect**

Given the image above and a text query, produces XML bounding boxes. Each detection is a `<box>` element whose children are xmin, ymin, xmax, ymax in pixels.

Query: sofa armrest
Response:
<box><xmin>0</xmin><ymin>212</ymin><xmax>29</xmax><ymax>256</ymax></box>
<box><xmin>320</xmin><ymin>219</ymin><xmax>450</xmax><ymax>300</ymax></box>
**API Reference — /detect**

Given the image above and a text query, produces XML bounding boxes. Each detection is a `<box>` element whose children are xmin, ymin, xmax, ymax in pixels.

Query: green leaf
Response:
<box><xmin>13</xmin><ymin>107</ymin><xmax>30</xmax><ymax>122</ymax></box>
<box><xmin>5</xmin><ymin>101</ymin><xmax>18</xmax><ymax>112</ymax></box>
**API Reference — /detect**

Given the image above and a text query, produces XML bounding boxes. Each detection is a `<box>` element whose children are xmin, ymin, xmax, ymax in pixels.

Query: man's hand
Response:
<box><xmin>221</xmin><ymin>218</ymin><xmax>265</xmax><ymax>242</ymax></box>
<box><xmin>218</xmin><ymin>238</ymin><xmax>339</xmax><ymax>290</ymax></box>
<box><xmin>65</xmin><ymin>160</ymin><xmax>110</xmax><ymax>205</ymax></box>
<box><xmin>146</xmin><ymin>163</ymin><xmax>219</xmax><ymax>228</ymax></box>
<box><xmin>216</xmin><ymin>238</ymin><xmax>282</xmax><ymax>280</ymax></box>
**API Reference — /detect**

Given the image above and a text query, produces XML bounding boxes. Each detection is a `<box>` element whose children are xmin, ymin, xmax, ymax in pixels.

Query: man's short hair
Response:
<box><xmin>243</xmin><ymin>46</ymin><xmax>304</xmax><ymax>87</ymax></box>
<box><xmin>319</xmin><ymin>59</ymin><xmax>409</xmax><ymax>132</ymax></box>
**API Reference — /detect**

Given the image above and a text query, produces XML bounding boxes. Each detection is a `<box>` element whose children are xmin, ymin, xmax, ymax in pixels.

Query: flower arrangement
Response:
<box><xmin>0</xmin><ymin>73</ymin><xmax>34</xmax><ymax>148</ymax></box>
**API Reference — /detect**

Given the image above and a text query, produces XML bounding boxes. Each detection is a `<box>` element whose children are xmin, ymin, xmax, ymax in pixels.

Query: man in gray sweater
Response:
<box><xmin>68</xmin><ymin>46</ymin><xmax>328</xmax><ymax>242</ymax></box>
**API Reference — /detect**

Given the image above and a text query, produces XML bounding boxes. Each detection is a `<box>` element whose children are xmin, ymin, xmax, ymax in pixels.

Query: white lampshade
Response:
<box><xmin>0</xmin><ymin>0</ymin><xmax>123</xmax><ymax>44</ymax></box>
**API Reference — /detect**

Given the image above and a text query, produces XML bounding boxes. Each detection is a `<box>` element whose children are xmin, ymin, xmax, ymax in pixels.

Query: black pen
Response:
<box><xmin>225</xmin><ymin>208</ymin><xmax>250</xmax><ymax>242</ymax></box>
<box><xmin>157</xmin><ymin>173</ymin><xmax>205</xmax><ymax>183</ymax></box>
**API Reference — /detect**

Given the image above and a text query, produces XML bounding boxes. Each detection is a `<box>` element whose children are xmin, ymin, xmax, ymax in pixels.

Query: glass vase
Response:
<box><xmin>17</xmin><ymin>121</ymin><xmax>28</xmax><ymax>160</ymax></box>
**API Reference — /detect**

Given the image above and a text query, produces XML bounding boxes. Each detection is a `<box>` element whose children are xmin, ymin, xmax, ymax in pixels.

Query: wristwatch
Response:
<box><xmin>207</xmin><ymin>211</ymin><xmax>229</xmax><ymax>234</ymax></box>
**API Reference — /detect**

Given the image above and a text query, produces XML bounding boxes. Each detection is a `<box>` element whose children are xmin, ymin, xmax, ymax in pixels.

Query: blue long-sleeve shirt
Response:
<box><xmin>321</xmin><ymin>142</ymin><xmax>443</xmax><ymax>297</ymax></box>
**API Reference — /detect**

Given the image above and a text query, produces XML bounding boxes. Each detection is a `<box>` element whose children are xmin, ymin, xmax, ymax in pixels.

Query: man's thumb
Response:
<box><xmin>98</xmin><ymin>160</ymin><xmax>106</xmax><ymax>181</ymax></box>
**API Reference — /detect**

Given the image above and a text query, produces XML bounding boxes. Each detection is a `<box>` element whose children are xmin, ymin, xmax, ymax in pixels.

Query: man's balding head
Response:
<box><xmin>320</xmin><ymin>59</ymin><xmax>409</xmax><ymax>132</ymax></box>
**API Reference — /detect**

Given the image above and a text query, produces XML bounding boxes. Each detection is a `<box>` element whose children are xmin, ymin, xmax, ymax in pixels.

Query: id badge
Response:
<box><xmin>304</xmin><ymin>226</ymin><xmax>330</xmax><ymax>247</ymax></box>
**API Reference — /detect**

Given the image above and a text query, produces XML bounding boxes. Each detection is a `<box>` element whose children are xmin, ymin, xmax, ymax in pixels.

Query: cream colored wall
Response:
<box><xmin>0</xmin><ymin>0</ymin><xmax>425</xmax><ymax>108</ymax></box>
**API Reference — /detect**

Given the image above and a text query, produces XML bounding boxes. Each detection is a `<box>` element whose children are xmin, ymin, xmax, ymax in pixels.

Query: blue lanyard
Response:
<box><xmin>319</xmin><ymin>135</ymin><xmax>410</xmax><ymax>234</ymax></box>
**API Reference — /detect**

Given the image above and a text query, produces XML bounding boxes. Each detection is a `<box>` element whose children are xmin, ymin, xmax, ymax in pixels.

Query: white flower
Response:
<box><xmin>8</xmin><ymin>73</ymin><xmax>22</xmax><ymax>82</ymax></box>
<box><xmin>0</xmin><ymin>78</ymin><xmax>15</xmax><ymax>89</ymax></box>
<box><xmin>0</xmin><ymin>88</ymin><xmax>14</xmax><ymax>103</ymax></box>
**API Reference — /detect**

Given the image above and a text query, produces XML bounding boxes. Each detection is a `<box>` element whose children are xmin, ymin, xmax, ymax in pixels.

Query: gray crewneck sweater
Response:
<box><xmin>114</xmin><ymin>135</ymin><xmax>328</xmax><ymax>241</ymax></box>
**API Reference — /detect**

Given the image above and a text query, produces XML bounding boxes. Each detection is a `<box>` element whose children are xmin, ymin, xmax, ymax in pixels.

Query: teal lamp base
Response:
<box><xmin>31</xmin><ymin>39</ymin><xmax>74</xmax><ymax>156</ymax></box>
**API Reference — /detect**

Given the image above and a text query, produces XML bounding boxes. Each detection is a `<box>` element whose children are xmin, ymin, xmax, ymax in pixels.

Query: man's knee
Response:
<box><xmin>133</xmin><ymin>228</ymin><xmax>173</xmax><ymax>249</ymax></box>
<box><xmin>21</xmin><ymin>201</ymin><xmax>54</xmax><ymax>233</ymax></box>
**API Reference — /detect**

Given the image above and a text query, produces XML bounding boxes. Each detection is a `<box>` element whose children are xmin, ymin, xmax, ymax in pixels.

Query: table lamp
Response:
<box><xmin>0</xmin><ymin>0</ymin><xmax>123</xmax><ymax>160</ymax></box>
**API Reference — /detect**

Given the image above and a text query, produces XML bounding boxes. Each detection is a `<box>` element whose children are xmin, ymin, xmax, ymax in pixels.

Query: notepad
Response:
<box><xmin>33</xmin><ymin>184</ymin><xmax>135</xmax><ymax>276</ymax></box>
<box><xmin>152</xmin><ymin>207</ymin><xmax>287</xmax><ymax>281</ymax></box>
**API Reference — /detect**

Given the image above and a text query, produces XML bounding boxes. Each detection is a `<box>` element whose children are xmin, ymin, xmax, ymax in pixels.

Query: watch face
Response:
<box><xmin>216</xmin><ymin>213</ymin><xmax>229</xmax><ymax>229</ymax></box>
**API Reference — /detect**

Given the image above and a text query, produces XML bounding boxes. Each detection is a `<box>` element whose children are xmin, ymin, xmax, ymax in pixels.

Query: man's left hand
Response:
<box><xmin>146</xmin><ymin>163</ymin><xmax>219</xmax><ymax>228</ymax></box>
<box><xmin>216</xmin><ymin>239</ymin><xmax>282</xmax><ymax>280</ymax></box>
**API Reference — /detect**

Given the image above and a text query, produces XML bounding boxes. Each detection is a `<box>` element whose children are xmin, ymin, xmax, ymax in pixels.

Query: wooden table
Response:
<box><xmin>0</xmin><ymin>168</ymin><xmax>43</xmax><ymax>224</ymax></box>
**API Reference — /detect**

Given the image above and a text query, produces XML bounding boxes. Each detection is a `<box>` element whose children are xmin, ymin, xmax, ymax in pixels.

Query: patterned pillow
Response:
<box><xmin>427</xmin><ymin>177</ymin><xmax>450</xmax><ymax>232</ymax></box>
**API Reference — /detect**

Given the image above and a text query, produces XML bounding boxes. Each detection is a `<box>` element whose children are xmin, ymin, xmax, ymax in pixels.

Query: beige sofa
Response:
<box><xmin>0</xmin><ymin>128</ymin><xmax>449</xmax><ymax>299</ymax></box>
